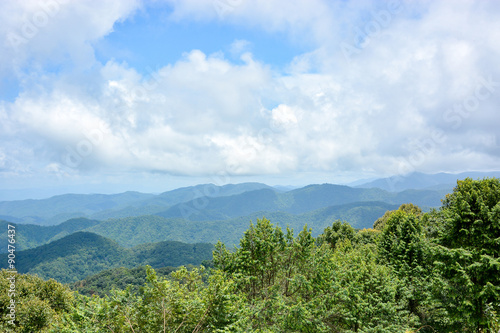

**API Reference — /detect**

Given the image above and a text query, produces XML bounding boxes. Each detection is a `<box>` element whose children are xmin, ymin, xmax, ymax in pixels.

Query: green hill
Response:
<box><xmin>0</xmin><ymin>231</ymin><xmax>213</xmax><ymax>283</ymax></box>
<box><xmin>0</xmin><ymin>218</ymin><xmax>100</xmax><ymax>253</ymax></box>
<box><xmin>86</xmin><ymin>201</ymin><xmax>397</xmax><ymax>248</ymax></box>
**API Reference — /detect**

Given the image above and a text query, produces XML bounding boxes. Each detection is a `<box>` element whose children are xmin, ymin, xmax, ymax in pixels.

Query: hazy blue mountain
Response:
<box><xmin>156</xmin><ymin>188</ymin><xmax>284</xmax><ymax>220</ymax></box>
<box><xmin>156</xmin><ymin>184</ymin><xmax>446</xmax><ymax>222</ymax></box>
<box><xmin>356</xmin><ymin>171</ymin><xmax>500</xmax><ymax>192</ymax></box>
<box><xmin>272</xmin><ymin>185</ymin><xmax>300</xmax><ymax>192</ymax></box>
<box><xmin>0</xmin><ymin>231</ymin><xmax>213</xmax><ymax>284</ymax></box>
<box><xmin>0</xmin><ymin>191</ymin><xmax>155</xmax><ymax>225</ymax></box>
<box><xmin>0</xmin><ymin>183</ymin><xmax>273</xmax><ymax>225</ymax></box>
<box><xmin>0</xmin><ymin>180</ymin><xmax>451</xmax><ymax>227</ymax></box>
<box><xmin>300</xmin><ymin>201</ymin><xmax>399</xmax><ymax>230</ymax></box>
<box><xmin>283</xmin><ymin>184</ymin><xmax>389</xmax><ymax>214</ymax></box>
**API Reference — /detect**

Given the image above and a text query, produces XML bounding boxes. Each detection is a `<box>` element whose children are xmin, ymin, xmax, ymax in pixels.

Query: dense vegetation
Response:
<box><xmin>0</xmin><ymin>233</ymin><xmax>213</xmax><ymax>283</ymax></box>
<box><xmin>70</xmin><ymin>266</ymin><xmax>181</xmax><ymax>296</ymax></box>
<box><xmin>1</xmin><ymin>178</ymin><xmax>499</xmax><ymax>332</ymax></box>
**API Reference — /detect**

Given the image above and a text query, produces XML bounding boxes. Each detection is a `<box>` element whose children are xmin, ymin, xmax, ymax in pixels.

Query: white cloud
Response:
<box><xmin>1</xmin><ymin>0</ymin><xmax>500</xmax><ymax>190</ymax></box>
<box><xmin>0</xmin><ymin>0</ymin><xmax>140</xmax><ymax>82</ymax></box>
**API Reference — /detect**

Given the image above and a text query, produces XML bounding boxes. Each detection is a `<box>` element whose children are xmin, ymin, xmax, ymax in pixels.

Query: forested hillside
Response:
<box><xmin>0</xmin><ymin>232</ymin><xmax>213</xmax><ymax>283</ymax></box>
<box><xmin>0</xmin><ymin>218</ymin><xmax>100</xmax><ymax>253</ymax></box>
<box><xmin>2</xmin><ymin>202</ymin><xmax>398</xmax><ymax>251</ymax></box>
<box><xmin>0</xmin><ymin>177</ymin><xmax>499</xmax><ymax>332</ymax></box>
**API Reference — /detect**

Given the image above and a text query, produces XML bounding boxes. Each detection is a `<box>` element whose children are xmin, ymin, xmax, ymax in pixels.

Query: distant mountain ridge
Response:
<box><xmin>356</xmin><ymin>171</ymin><xmax>500</xmax><ymax>192</ymax></box>
<box><xmin>156</xmin><ymin>184</ymin><xmax>448</xmax><ymax>222</ymax></box>
<box><xmin>0</xmin><ymin>182</ymin><xmax>273</xmax><ymax>225</ymax></box>
<box><xmin>1</xmin><ymin>174</ymin><xmax>496</xmax><ymax>226</ymax></box>
<box><xmin>3</xmin><ymin>174</ymin><xmax>497</xmax><ymax>285</ymax></box>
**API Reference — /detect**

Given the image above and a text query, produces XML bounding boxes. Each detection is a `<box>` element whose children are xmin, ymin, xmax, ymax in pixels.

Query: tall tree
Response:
<box><xmin>434</xmin><ymin>178</ymin><xmax>500</xmax><ymax>331</ymax></box>
<box><xmin>373</xmin><ymin>203</ymin><xmax>423</xmax><ymax>230</ymax></box>
<box><xmin>378</xmin><ymin>209</ymin><xmax>434</xmax><ymax>327</ymax></box>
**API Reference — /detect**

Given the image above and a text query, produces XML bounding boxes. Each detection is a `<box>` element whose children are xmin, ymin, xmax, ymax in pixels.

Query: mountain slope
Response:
<box><xmin>0</xmin><ymin>232</ymin><xmax>213</xmax><ymax>283</ymax></box>
<box><xmin>156</xmin><ymin>188</ymin><xmax>283</xmax><ymax>220</ymax></box>
<box><xmin>285</xmin><ymin>184</ymin><xmax>389</xmax><ymax>214</ymax></box>
<box><xmin>0</xmin><ymin>218</ymin><xmax>100</xmax><ymax>252</ymax></box>
<box><xmin>86</xmin><ymin>201</ymin><xmax>397</xmax><ymax>247</ymax></box>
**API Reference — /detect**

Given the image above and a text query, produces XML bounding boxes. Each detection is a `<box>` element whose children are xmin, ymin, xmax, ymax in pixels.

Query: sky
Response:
<box><xmin>1</xmin><ymin>0</ymin><xmax>500</xmax><ymax>199</ymax></box>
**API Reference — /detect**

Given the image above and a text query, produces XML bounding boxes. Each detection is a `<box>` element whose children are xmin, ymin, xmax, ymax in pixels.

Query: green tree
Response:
<box><xmin>0</xmin><ymin>270</ymin><xmax>74</xmax><ymax>332</ymax></box>
<box><xmin>378</xmin><ymin>210</ymin><xmax>438</xmax><ymax>328</ymax></box>
<box><xmin>433</xmin><ymin>177</ymin><xmax>500</xmax><ymax>331</ymax></box>
<box><xmin>323</xmin><ymin>240</ymin><xmax>410</xmax><ymax>332</ymax></box>
<box><xmin>317</xmin><ymin>220</ymin><xmax>357</xmax><ymax>248</ymax></box>
<box><xmin>373</xmin><ymin>203</ymin><xmax>423</xmax><ymax>230</ymax></box>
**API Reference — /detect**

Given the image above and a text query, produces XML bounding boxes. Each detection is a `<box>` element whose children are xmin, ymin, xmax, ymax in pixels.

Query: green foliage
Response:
<box><xmin>378</xmin><ymin>210</ymin><xmax>438</xmax><ymax>327</ymax></box>
<box><xmin>213</xmin><ymin>218</ymin><xmax>412</xmax><ymax>332</ymax></box>
<box><xmin>433</xmin><ymin>177</ymin><xmax>500</xmax><ymax>331</ymax></box>
<box><xmin>356</xmin><ymin>228</ymin><xmax>382</xmax><ymax>245</ymax></box>
<box><xmin>55</xmin><ymin>266</ymin><xmax>245</xmax><ymax>332</ymax></box>
<box><xmin>317</xmin><ymin>219</ymin><xmax>357</xmax><ymax>248</ymax></box>
<box><xmin>325</xmin><ymin>240</ymin><xmax>409</xmax><ymax>332</ymax></box>
<box><xmin>70</xmin><ymin>265</ymin><xmax>178</xmax><ymax>296</ymax></box>
<box><xmin>373</xmin><ymin>203</ymin><xmax>423</xmax><ymax>230</ymax></box>
<box><xmin>0</xmin><ymin>270</ymin><xmax>74</xmax><ymax>332</ymax></box>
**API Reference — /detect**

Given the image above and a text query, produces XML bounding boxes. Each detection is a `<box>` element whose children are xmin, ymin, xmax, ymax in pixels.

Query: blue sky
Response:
<box><xmin>1</xmin><ymin>0</ymin><xmax>500</xmax><ymax>199</ymax></box>
<box><xmin>93</xmin><ymin>5</ymin><xmax>305</xmax><ymax>74</ymax></box>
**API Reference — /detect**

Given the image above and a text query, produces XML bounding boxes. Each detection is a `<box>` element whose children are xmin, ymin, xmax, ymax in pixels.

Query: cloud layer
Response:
<box><xmin>1</xmin><ymin>0</ymin><xmax>500</xmax><ymax>190</ymax></box>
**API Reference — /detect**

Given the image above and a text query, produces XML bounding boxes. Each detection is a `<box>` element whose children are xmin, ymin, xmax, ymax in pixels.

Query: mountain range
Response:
<box><xmin>0</xmin><ymin>179</ymin><xmax>456</xmax><ymax>226</ymax></box>
<box><xmin>2</xmin><ymin>171</ymin><xmax>499</xmax><ymax>285</ymax></box>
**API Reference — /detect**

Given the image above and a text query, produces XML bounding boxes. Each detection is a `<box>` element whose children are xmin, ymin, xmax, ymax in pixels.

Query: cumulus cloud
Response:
<box><xmin>1</xmin><ymin>0</ymin><xmax>500</xmax><ymax>190</ymax></box>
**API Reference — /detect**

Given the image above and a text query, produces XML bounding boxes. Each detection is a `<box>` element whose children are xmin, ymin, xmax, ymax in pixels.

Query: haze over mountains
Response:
<box><xmin>356</xmin><ymin>171</ymin><xmax>500</xmax><ymax>192</ymax></box>
<box><xmin>3</xmin><ymin>171</ymin><xmax>494</xmax><ymax>225</ymax></box>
